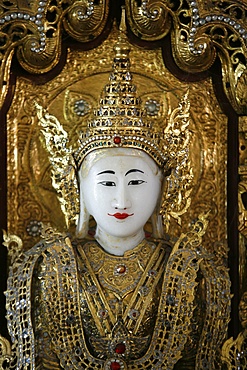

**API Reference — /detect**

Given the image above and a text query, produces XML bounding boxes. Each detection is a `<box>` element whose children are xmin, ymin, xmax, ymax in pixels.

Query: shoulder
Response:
<box><xmin>147</xmin><ymin>236</ymin><xmax>173</xmax><ymax>252</ymax></box>
<box><xmin>8</xmin><ymin>227</ymin><xmax>76</xmax><ymax>279</ymax></box>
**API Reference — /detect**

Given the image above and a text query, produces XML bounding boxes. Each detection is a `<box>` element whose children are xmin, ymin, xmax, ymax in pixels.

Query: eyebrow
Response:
<box><xmin>97</xmin><ymin>170</ymin><xmax>115</xmax><ymax>175</ymax></box>
<box><xmin>125</xmin><ymin>169</ymin><xmax>144</xmax><ymax>176</ymax></box>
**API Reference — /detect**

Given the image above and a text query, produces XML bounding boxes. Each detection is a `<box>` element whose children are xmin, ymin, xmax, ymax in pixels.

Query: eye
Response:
<box><xmin>128</xmin><ymin>180</ymin><xmax>146</xmax><ymax>186</ymax></box>
<box><xmin>98</xmin><ymin>181</ymin><xmax>116</xmax><ymax>187</ymax></box>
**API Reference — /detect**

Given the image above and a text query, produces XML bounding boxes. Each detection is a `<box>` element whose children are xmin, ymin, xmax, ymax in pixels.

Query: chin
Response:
<box><xmin>108</xmin><ymin>228</ymin><xmax>143</xmax><ymax>239</ymax></box>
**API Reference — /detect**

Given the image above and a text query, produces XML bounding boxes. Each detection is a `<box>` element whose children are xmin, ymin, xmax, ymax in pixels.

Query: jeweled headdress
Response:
<box><xmin>36</xmin><ymin>10</ymin><xmax>192</xmax><ymax>231</ymax></box>
<box><xmin>74</xmin><ymin>16</ymin><xmax>167</xmax><ymax>170</ymax></box>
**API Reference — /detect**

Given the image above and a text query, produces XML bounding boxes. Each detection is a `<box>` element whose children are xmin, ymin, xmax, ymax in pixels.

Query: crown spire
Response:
<box><xmin>114</xmin><ymin>6</ymin><xmax>130</xmax><ymax>60</ymax></box>
<box><xmin>89</xmin><ymin>5</ymin><xmax>142</xmax><ymax>133</ymax></box>
<box><xmin>74</xmin><ymin>9</ymin><xmax>168</xmax><ymax>169</ymax></box>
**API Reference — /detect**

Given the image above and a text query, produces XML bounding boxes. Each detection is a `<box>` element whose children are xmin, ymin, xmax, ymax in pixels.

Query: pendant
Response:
<box><xmin>104</xmin><ymin>358</ymin><xmax>127</xmax><ymax>370</ymax></box>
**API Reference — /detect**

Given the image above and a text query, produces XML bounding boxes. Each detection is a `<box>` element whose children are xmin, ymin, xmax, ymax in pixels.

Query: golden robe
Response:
<box><xmin>6</xmin><ymin>232</ymin><xmax>231</xmax><ymax>369</ymax></box>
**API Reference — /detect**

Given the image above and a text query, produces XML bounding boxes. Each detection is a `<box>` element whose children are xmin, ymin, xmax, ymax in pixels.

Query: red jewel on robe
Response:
<box><xmin>110</xmin><ymin>361</ymin><xmax>121</xmax><ymax>370</ymax></box>
<box><xmin>114</xmin><ymin>136</ymin><xmax>121</xmax><ymax>144</ymax></box>
<box><xmin>115</xmin><ymin>342</ymin><xmax>126</xmax><ymax>354</ymax></box>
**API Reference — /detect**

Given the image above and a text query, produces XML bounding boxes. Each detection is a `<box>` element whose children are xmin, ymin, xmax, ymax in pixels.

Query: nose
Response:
<box><xmin>111</xmin><ymin>182</ymin><xmax>131</xmax><ymax>210</ymax></box>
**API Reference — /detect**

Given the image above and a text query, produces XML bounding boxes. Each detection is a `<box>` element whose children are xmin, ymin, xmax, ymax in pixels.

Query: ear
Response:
<box><xmin>75</xmin><ymin>174</ymin><xmax>90</xmax><ymax>238</ymax></box>
<box><xmin>151</xmin><ymin>212</ymin><xmax>163</xmax><ymax>239</ymax></box>
<box><xmin>76</xmin><ymin>205</ymin><xmax>90</xmax><ymax>238</ymax></box>
<box><xmin>151</xmin><ymin>176</ymin><xmax>165</xmax><ymax>239</ymax></box>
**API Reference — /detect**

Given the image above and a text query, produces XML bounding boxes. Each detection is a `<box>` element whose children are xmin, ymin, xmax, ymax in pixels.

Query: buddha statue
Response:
<box><xmin>5</xmin><ymin>15</ymin><xmax>232</xmax><ymax>370</ymax></box>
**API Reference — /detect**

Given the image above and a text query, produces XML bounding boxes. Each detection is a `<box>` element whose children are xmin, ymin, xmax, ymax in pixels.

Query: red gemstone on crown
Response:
<box><xmin>114</xmin><ymin>136</ymin><xmax>121</xmax><ymax>144</ymax></box>
<box><xmin>115</xmin><ymin>343</ymin><xmax>126</xmax><ymax>354</ymax></box>
<box><xmin>110</xmin><ymin>361</ymin><xmax>121</xmax><ymax>370</ymax></box>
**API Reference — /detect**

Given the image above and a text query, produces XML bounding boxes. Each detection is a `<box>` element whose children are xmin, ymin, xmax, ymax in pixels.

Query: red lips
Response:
<box><xmin>108</xmin><ymin>213</ymin><xmax>134</xmax><ymax>219</ymax></box>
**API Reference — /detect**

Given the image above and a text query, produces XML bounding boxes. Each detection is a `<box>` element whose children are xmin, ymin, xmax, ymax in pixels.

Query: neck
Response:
<box><xmin>95</xmin><ymin>227</ymin><xmax>145</xmax><ymax>256</ymax></box>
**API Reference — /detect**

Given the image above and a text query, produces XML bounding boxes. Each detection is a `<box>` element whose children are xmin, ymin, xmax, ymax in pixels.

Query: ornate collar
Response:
<box><xmin>77</xmin><ymin>239</ymin><xmax>156</xmax><ymax>298</ymax></box>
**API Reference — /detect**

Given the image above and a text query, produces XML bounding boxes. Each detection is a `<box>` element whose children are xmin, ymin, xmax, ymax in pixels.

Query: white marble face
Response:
<box><xmin>79</xmin><ymin>149</ymin><xmax>162</xmax><ymax>246</ymax></box>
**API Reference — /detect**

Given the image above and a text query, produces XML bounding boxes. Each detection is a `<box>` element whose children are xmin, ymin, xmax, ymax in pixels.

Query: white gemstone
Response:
<box><xmin>17</xmin><ymin>299</ymin><xmax>26</xmax><ymax>309</ymax></box>
<box><xmin>22</xmin><ymin>329</ymin><xmax>29</xmax><ymax>339</ymax></box>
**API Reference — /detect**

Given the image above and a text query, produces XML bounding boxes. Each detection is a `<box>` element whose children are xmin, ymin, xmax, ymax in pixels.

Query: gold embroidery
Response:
<box><xmin>76</xmin><ymin>239</ymin><xmax>170</xmax><ymax>356</ymax></box>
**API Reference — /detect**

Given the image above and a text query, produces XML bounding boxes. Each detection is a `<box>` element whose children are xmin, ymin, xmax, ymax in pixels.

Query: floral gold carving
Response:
<box><xmin>238</xmin><ymin>116</ymin><xmax>247</xmax><ymax>296</ymax></box>
<box><xmin>63</xmin><ymin>0</ymin><xmax>110</xmax><ymax>42</ymax></box>
<box><xmin>125</xmin><ymin>0</ymin><xmax>171</xmax><ymax>41</ymax></box>
<box><xmin>0</xmin><ymin>335</ymin><xmax>12</xmax><ymax>370</ymax></box>
<box><xmin>0</xmin><ymin>1</ymin><xmax>246</xmax><ymax>112</ymax></box>
<box><xmin>222</xmin><ymin>291</ymin><xmax>247</xmax><ymax>369</ymax></box>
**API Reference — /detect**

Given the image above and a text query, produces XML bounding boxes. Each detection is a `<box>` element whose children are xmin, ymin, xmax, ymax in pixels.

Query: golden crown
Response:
<box><xmin>36</xmin><ymin>11</ymin><xmax>192</xmax><ymax>230</ymax></box>
<box><xmin>74</xmin><ymin>18</ymin><xmax>168</xmax><ymax>169</ymax></box>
